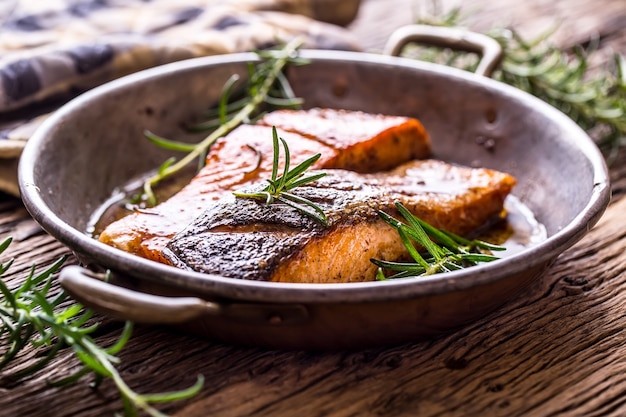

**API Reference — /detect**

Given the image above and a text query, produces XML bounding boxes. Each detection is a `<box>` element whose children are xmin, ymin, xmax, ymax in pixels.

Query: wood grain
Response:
<box><xmin>1</xmin><ymin>0</ymin><xmax>626</xmax><ymax>416</ymax></box>
<box><xmin>349</xmin><ymin>0</ymin><xmax>626</xmax><ymax>52</ymax></box>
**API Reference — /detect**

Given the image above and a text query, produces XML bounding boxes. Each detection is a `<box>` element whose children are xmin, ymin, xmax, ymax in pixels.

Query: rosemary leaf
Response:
<box><xmin>371</xmin><ymin>202</ymin><xmax>503</xmax><ymax>280</ymax></box>
<box><xmin>141</xmin><ymin>37</ymin><xmax>307</xmax><ymax>205</ymax></box>
<box><xmin>144</xmin><ymin>131</ymin><xmax>197</xmax><ymax>152</ymax></box>
<box><xmin>277</xmin><ymin>193</ymin><xmax>328</xmax><ymax>226</ymax></box>
<box><xmin>411</xmin><ymin>7</ymin><xmax>626</xmax><ymax>157</ymax></box>
<box><xmin>0</xmin><ymin>237</ymin><xmax>204</xmax><ymax>416</ymax></box>
<box><xmin>233</xmin><ymin>126</ymin><xmax>328</xmax><ymax>226</ymax></box>
<box><xmin>140</xmin><ymin>375</ymin><xmax>205</xmax><ymax>403</ymax></box>
<box><xmin>286</xmin><ymin>171</ymin><xmax>326</xmax><ymax>189</ymax></box>
<box><xmin>396</xmin><ymin>203</ymin><xmax>447</xmax><ymax>261</ymax></box>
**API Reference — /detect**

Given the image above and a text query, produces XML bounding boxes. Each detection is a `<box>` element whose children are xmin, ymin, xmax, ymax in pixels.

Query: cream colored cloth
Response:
<box><xmin>0</xmin><ymin>0</ymin><xmax>361</xmax><ymax>195</ymax></box>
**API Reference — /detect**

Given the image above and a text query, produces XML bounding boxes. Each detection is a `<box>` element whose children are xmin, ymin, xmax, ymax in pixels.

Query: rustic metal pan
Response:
<box><xmin>18</xmin><ymin>26</ymin><xmax>610</xmax><ymax>350</ymax></box>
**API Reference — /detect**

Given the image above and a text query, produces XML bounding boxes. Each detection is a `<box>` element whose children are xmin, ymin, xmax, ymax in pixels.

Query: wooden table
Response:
<box><xmin>2</xmin><ymin>0</ymin><xmax>626</xmax><ymax>415</ymax></box>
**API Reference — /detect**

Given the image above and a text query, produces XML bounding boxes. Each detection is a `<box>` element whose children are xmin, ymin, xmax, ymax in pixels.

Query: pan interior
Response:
<box><xmin>19</xmin><ymin>50</ymin><xmax>608</xmax><ymax>298</ymax></box>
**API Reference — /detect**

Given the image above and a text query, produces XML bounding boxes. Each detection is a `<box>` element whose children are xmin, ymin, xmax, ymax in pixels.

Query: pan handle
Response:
<box><xmin>59</xmin><ymin>265</ymin><xmax>218</xmax><ymax>323</ymax></box>
<box><xmin>59</xmin><ymin>265</ymin><xmax>309</xmax><ymax>325</ymax></box>
<box><xmin>382</xmin><ymin>24</ymin><xmax>503</xmax><ymax>77</ymax></box>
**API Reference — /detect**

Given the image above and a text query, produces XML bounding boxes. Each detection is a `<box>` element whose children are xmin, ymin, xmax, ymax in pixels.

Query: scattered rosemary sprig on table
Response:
<box><xmin>372</xmin><ymin>202</ymin><xmax>505</xmax><ymax>279</ymax></box>
<box><xmin>233</xmin><ymin>126</ymin><xmax>328</xmax><ymax>225</ymax></box>
<box><xmin>409</xmin><ymin>5</ymin><xmax>626</xmax><ymax>159</ymax></box>
<box><xmin>0</xmin><ymin>238</ymin><xmax>203</xmax><ymax>417</ymax></box>
<box><xmin>140</xmin><ymin>37</ymin><xmax>308</xmax><ymax>206</ymax></box>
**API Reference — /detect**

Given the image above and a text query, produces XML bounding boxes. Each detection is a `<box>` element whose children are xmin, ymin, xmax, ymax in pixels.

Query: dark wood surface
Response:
<box><xmin>2</xmin><ymin>0</ymin><xmax>626</xmax><ymax>415</ymax></box>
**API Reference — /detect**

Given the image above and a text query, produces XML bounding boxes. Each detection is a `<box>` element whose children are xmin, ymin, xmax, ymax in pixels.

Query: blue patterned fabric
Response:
<box><xmin>0</xmin><ymin>0</ymin><xmax>361</xmax><ymax>194</ymax></box>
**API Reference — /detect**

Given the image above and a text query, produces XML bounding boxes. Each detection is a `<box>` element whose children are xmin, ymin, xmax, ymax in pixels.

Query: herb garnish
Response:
<box><xmin>371</xmin><ymin>202</ymin><xmax>505</xmax><ymax>279</ymax></box>
<box><xmin>493</xmin><ymin>31</ymin><xmax>626</xmax><ymax>160</ymax></box>
<box><xmin>411</xmin><ymin>5</ymin><xmax>626</xmax><ymax>159</ymax></box>
<box><xmin>140</xmin><ymin>37</ymin><xmax>308</xmax><ymax>206</ymax></box>
<box><xmin>233</xmin><ymin>126</ymin><xmax>328</xmax><ymax>226</ymax></box>
<box><xmin>0</xmin><ymin>238</ymin><xmax>203</xmax><ymax>417</ymax></box>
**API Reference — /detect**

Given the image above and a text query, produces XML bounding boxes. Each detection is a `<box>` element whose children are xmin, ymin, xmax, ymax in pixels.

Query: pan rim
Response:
<box><xmin>18</xmin><ymin>49</ymin><xmax>611</xmax><ymax>303</ymax></box>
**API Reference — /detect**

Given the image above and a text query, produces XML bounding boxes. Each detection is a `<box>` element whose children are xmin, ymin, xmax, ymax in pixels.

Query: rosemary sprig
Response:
<box><xmin>371</xmin><ymin>202</ymin><xmax>504</xmax><ymax>279</ymax></box>
<box><xmin>140</xmin><ymin>37</ymin><xmax>307</xmax><ymax>206</ymax></box>
<box><xmin>233</xmin><ymin>126</ymin><xmax>328</xmax><ymax>226</ymax></box>
<box><xmin>0</xmin><ymin>238</ymin><xmax>203</xmax><ymax>417</ymax></box>
<box><xmin>410</xmin><ymin>5</ymin><xmax>626</xmax><ymax>158</ymax></box>
<box><xmin>492</xmin><ymin>30</ymin><xmax>626</xmax><ymax>159</ymax></box>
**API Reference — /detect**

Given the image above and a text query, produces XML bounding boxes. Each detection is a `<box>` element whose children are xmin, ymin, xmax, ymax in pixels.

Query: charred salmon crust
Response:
<box><xmin>162</xmin><ymin>160</ymin><xmax>516</xmax><ymax>283</ymax></box>
<box><xmin>98</xmin><ymin>109</ymin><xmax>431</xmax><ymax>263</ymax></box>
<box><xmin>97</xmin><ymin>125</ymin><xmax>339</xmax><ymax>263</ymax></box>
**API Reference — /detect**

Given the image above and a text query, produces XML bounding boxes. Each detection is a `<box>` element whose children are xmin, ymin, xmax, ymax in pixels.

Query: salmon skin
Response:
<box><xmin>163</xmin><ymin>160</ymin><xmax>516</xmax><ymax>283</ymax></box>
<box><xmin>97</xmin><ymin>109</ymin><xmax>431</xmax><ymax>263</ymax></box>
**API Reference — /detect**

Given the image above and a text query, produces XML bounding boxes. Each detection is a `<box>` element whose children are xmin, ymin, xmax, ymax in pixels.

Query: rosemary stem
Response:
<box><xmin>1</xmin><ymin>239</ymin><xmax>203</xmax><ymax>415</ymax></box>
<box><xmin>94</xmin><ymin>347</ymin><xmax>168</xmax><ymax>417</ymax></box>
<box><xmin>2</xmin><ymin>305</ymin><xmax>175</xmax><ymax>416</ymax></box>
<box><xmin>144</xmin><ymin>37</ymin><xmax>305</xmax><ymax>197</ymax></box>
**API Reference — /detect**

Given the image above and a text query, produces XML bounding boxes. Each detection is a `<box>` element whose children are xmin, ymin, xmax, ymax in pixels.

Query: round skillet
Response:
<box><xmin>19</xmin><ymin>26</ymin><xmax>610</xmax><ymax>349</ymax></box>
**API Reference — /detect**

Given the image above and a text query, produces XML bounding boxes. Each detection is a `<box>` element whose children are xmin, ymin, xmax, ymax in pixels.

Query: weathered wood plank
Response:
<box><xmin>2</xmin><ymin>192</ymin><xmax>622</xmax><ymax>416</ymax></box>
<box><xmin>0</xmin><ymin>0</ymin><xmax>625</xmax><ymax>416</ymax></box>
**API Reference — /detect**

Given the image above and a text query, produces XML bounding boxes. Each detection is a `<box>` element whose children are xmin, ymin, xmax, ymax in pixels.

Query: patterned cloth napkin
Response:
<box><xmin>0</xmin><ymin>0</ymin><xmax>361</xmax><ymax>195</ymax></box>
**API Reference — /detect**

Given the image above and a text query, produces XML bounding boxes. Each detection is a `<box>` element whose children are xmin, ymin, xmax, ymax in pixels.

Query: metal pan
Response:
<box><xmin>18</xmin><ymin>26</ymin><xmax>610</xmax><ymax>349</ymax></box>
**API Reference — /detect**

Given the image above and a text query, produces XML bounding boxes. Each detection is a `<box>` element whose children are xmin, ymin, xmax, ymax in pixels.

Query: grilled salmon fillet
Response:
<box><xmin>258</xmin><ymin>108</ymin><xmax>431</xmax><ymax>172</ymax></box>
<box><xmin>97</xmin><ymin>109</ymin><xmax>430</xmax><ymax>263</ymax></box>
<box><xmin>163</xmin><ymin>160</ymin><xmax>516</xmax><ymax>283</ymax></box>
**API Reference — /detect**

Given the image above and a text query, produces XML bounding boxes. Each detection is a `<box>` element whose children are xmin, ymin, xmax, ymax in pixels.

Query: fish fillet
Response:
<box><xmin>163</xmin><ymin>160</ymin><xmax>516</xmax><ymax>283</ymax></box>
<box><xmin>258</xmin><ymin>108</ymin><xmax>431</xmax><ymax>172</ymax></box>
<box><xmin>97</xmin><ymin>109</ymin><xmax>430</xmax><ymax>263</ymax></box>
